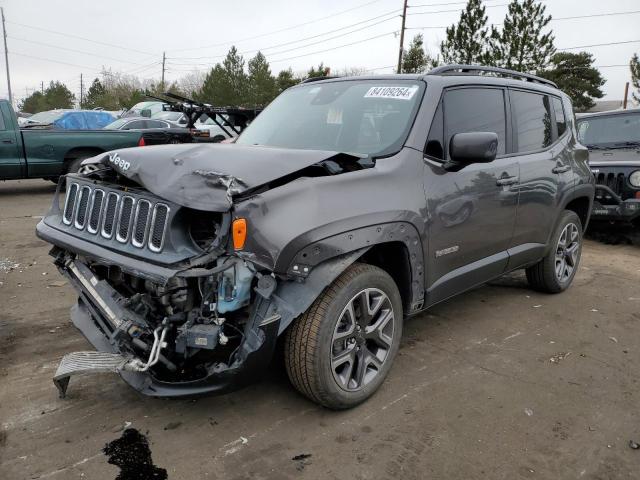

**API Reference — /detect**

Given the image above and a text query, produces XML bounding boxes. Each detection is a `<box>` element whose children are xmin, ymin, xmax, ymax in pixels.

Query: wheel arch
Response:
<box><xmin>272</xmin><ymin>222</ymin><xmax>426</xmax><ymax>334</ymax></box>
<box><xmin>63</xmin><ymin>147</ymin><xmax>105</xmax><ymax>172</ymax></box>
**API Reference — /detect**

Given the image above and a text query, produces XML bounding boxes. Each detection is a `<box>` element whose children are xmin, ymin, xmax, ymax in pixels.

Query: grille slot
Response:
<box><xmin>595</xmin><ymin>172</ymin><xmax>626</xmax><ymax>196</ymax></box>
<box><xmin>87</xmin><ymin>190</ymin><xmax>105</xmax><ymax>234</ymax></box>
<box><xmin>132</xmin><ymin>200</ymin><xmax>151</xmax><ymax>248</ymax></box>
<box><xmin>63</xmin><ymin>183</ymin><xmax>79</xmax><ymax>225</ymax></box>
<box><xmin>149</xmin><ymin>204</ymin><xmax>169</xmax><ymax>252</ymax></box>
<box><xmin>74</xmin><ymin>186</ymin><xmax>92</xmax><ymax>229</ymax></box>
<box><xmin>116</xmin><ymin>196</ymin><xmax>135</xmax><ymax>243</ymax></box>
<box><xmin>101</xmin><ymin>192</ymin><xmax>119</xmax><ymax>239</ymax></box>
<box><xmin>61</xmin><ymin>182</ymin><xmax>170</xmax><ymax>254</ymax></box>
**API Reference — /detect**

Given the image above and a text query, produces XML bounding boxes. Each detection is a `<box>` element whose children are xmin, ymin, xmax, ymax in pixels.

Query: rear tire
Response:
<box><xmin>284</xmin><ymin>263</ymin><xmax>403</xmax><ymax>409</ymax></box>
<box><xmin>526</xmin><ymin>210</ymin><xmax>583</xmax><ymax>293</ymax></box>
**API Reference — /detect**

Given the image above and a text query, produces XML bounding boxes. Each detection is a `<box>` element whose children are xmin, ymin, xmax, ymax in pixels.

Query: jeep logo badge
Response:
<box><xmin>108</xmin><ymin>152</ymin><xmax>130</xmax><ymax>171</ymax></box>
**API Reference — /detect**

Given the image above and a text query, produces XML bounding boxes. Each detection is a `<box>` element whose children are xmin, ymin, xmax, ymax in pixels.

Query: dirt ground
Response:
<box><xmin>1</xmin><ymin>179</ymin><xmax>639</xmax><ymax>480</ymax></box>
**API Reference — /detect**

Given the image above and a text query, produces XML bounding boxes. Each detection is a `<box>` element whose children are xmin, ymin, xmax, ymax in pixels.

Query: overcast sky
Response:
<box><xmin>1</xmin><ymin>0</ymin><xmax>638</xmax><ymax>107</ymax></box>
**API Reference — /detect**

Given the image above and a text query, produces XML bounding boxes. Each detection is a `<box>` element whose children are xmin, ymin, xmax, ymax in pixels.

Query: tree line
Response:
<box><xmin>17</xmin><ymin>0</ymin><xmax>640</xmax><ymax>114</ymax></box>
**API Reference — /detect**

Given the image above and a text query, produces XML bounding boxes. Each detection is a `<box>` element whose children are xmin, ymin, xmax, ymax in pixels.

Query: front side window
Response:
<box><xmin>237</xmin><ymin>80</ymin><xmax>425</xmax><ymax>157</ymax></box>
<box><xmin>512</xmin><ymin>90</ymin><xmax>552</xmax><ymax>152</ymax></box>
<box><xmin>577</xmin><ymin>113</ymin><xmax>640</xmax><ymax>148</ymax></box>
<box><xmin>443</xmin><ymin>87</ymin><xmax>506</xmax><ymax>158</ymax></box>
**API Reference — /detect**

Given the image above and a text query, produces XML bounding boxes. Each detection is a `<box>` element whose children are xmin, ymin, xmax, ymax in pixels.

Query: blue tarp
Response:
<box><xmin>52</xmin><ymin>111</ymin><xmax>116</xmax><ymax>130</ymax></box>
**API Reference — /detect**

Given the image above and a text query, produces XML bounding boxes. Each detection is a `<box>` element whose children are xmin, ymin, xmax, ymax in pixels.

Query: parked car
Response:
<box><xmin>22</xmin><ymin>109</ymin><xmax>115</xmax><ymax>129</ymax></box>
<box><xmin>151</xmin><ymin>111</ymin><xmax>238</xmax><ymax>142</ymax></box>
<box><xmin>576</xmin><ymin>108</ymin><xmax>640</xmax><ymax>227</ymax></box>
<box><xmin>151</xmin><ymin>110</ymin><xmax>189</xmax><ymax>127</ymax></box>
<box><xmin>0</xmin><ymin>100</ymin><xmax>169</xmax><ymax>182</ymax></box>
<box><xmin>122</xmin><ymin>101</ymin><xmax>167</xmax><ymax>118</ymax></box>
<box><xmin>38</xmin><ymin>65</ymin><xmax>594</xmax><ymax>408</ymax></box>
<box><xmin>104</xmin><ymin>117</ymin><xmax>193</xmax><ymax>144</ymax></box>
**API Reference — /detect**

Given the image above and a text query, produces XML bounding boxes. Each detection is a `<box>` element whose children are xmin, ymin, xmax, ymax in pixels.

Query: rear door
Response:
<box><xmin>507</xmin><ymin>89</ymin><xmax>572</xmax><ymax>267</ymax></box>
<box><xmin>423</xmin><ymin>86</ymin><xmax>519</xmax><ymax>304</ymax></box>
<box><xmin>0</xmin><ymin>103</ymin><xmax>23</xmax><ymax>179</ymax></box>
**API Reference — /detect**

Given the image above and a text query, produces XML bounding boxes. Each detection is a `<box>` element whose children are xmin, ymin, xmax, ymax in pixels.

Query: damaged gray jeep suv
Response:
<box><xmin>37</xmin><ymin>65</ymin><xmax>595</xmax><ymax>409</ymax></box>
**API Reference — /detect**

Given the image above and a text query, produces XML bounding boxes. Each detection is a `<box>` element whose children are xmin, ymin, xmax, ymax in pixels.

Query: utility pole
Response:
<box><xmin>1</xmin><ymin>8</ymin><xmax>13</xmax><ymax>108</ymax></box>
<box><xmin>41</xmin><ymin>81</ymin><xmax>44</xmax><ymax>93</ymax></box>
<box><xmin>80</xmin><ymin>73</ymin><xmax>84</xmax><ymax>108</ymax></box>
<box><xmin>623</xmin><ymin>82</ymin><xmax>629</xmax><ymax>110</ymax></box>
<box><xmin>396</xmin><ymin>0</ymin><xmax>408</xmax><ymax>74</ymax></box>
<box><xmin>161</xmin><ymin>51</ymin><xmax>166</xmax><ymax>89</ymax></box>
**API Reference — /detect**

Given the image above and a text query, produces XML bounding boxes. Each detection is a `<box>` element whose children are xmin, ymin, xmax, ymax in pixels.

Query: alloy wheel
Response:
<box><xmin>330</xmin><ymin>288</ymin><xmax>395</xmax><ymax>392</ymax></box>
<box><xmin>555</xmin><ymin>222</ymin><xmax>580</xmax><ymax>282</ymax></box>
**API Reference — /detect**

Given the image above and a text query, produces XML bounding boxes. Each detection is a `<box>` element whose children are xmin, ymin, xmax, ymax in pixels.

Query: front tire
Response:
<box><xmin>284</xmin><ymin>263</ymin><xmax>403</xmax><ymax>409</ymax></box>
<box><xmin>526</xmin><ymin>210</ymin><xmax>583</xmax><ymax>293</ymax></box>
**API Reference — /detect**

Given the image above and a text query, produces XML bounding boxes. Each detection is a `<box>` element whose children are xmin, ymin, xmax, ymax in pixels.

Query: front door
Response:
<box><xmin>0</xmin><ymin>107</ymin><xmax>22</xmax><ymax>179</ymax></box>
<box><xmin>423</xmin><ymin>86</ymin><xmax>519</xmax><ymax>305</ymax></box>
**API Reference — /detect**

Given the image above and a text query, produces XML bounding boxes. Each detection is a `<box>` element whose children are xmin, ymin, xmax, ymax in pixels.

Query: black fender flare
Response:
<box><xmin>271</xmin><ymin>221</ymin><xmax>426</xmax><ymax>333</ymax></box>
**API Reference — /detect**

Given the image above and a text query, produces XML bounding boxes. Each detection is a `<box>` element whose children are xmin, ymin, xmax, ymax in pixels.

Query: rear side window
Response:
<box><xmin>512</xmin><ymin>91</ymin><xmax>553</xmax><ymax>152</ymax></box>
<box><xmin>443</xmin><ymin>88</ymin><xmax>507</xmax><ymax>158</ymax></box>
<box><xmin>552</xmin><ymin>97</ymin><xmax>566</xmax><ymax>137</ymax></box>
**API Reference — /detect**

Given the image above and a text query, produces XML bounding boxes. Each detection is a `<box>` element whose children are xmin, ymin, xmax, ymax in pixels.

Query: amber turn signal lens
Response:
<box><xmin>232</xmin><ymin>218</ymin><xmax>247</xmax><ymax>250</ymax></box>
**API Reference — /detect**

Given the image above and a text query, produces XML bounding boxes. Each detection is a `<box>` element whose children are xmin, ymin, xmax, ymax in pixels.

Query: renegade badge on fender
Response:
<box><xmin>37</xmin><ymin>65</ymin><xmax>594</xmax><ymax>409</ymax></box>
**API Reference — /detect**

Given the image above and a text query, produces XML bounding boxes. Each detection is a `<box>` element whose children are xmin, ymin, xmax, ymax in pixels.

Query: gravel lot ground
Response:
<box><xmin>1</xmin><ymin>179</ymin><xmax>639</xmax><ymax>480</ymax></box>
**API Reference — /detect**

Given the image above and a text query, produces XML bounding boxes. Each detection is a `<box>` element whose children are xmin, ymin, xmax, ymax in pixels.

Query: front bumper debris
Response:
<box><xmin>50</xmin><ymin>250</ymin><xmax>281</xmax><ymax>398</ymax></box>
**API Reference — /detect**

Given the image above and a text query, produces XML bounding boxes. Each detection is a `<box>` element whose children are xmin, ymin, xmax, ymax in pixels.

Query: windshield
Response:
<box><xmin>236</xmin><ymin>80</ymin><xmax>424</xmax><ymax>156</ymax></box>
<box><xmin>577</xmin><ymin>112</ymin><xmax>640</xmax><ymax>148</ymax></box>
<box><xmin>28</xmin><ymin>110</ymin><xmax>66</xmax><ymax>124</ymax></box>
<box><xmin>104</xmin><ymin>118</ymin><xmax>128</xmax><ymax>130</ymax></box>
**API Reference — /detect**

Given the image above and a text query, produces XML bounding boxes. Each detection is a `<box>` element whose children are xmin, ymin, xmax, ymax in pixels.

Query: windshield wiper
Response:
<box><xmin>585</xmin><ymin>144</ymin><xmax>606</xmax><ymax>150</ymax></box>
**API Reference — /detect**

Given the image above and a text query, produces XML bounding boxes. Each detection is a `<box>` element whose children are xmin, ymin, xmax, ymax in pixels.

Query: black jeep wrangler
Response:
<box><xmin>37</xmin><ymin>65</ymin><xmax>595</xmax><ymax>409</ymax></box>
<box><xmin>576</xmin><ymin>108</ymin><xmax>640</xmax><ymax>227</ymax></box>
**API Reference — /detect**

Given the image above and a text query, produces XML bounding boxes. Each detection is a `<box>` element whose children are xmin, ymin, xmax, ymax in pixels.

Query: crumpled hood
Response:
<box><xmin>588</xmin><ymin>149</ymin><xmax>640</xmax><ymax>167</ymax></box>
<box><xmin>86</xmin><ymin>143</ymin><xmax>362</xmax><ymax>211</ymax></box>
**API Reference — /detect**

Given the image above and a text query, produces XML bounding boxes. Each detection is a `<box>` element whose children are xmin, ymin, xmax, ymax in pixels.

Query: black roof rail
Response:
<box><xmin>427</xmin><ymin>64</ymin><xmax>558</xmax><ymax>89</ymax></box>
<box><xmin>301</xmin><ymin>75</ymin><xmax>341</xmax><ymax>83</ymax></box>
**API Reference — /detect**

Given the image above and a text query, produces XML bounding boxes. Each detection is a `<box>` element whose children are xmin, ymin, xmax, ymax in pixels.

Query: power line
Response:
<box><xmin>268</xmin><ymin>31</ymin><xmax>396</xmax><ymax>65</ymax></box>
<box><xmin>409</xmin><ymin>0</ymin><xmax>504</xmax><ymax>7</ymax></box>
<box><xmin>168</xmin><ymin>0</ymin><xmax>386</xmax><ymax>53</ymax></box>
<box><xmin>169</xmin><ymin>10</ymin><xmax>401</xmax><ymax>61</ymax></box>
<box><xmin>406</xmin><ymin>8</ymin><xmax>640</xmax><ymax>29</ymax></box>
<box><xmin>6</xmin><ymin>20</ymin><xmax>157</xmax><ymax>57</ymax></box>
<box><xmin>9</xmin><ymin>51</ymin><xmax>104</xmax><ymax>71</ymax></box>
<box><xmin>559</xmin><ymin>39</ymin><xmax>640</xmax><ymax>50</ymax></box>
<box><xmin>8</xmin><ymin>35</ymin><xmax>146</xmax><ymax>65</ymax></box>
<box><xmin>407</xmin><ymin>3</ymin><xmax>508</xmax><ymax>15</ymax></box>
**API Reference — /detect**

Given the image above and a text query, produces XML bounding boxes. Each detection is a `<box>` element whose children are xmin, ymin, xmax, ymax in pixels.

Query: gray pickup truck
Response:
<box><xmin>0</xmin><ymin>100</ymin><xmax>148</xmax><ymax>182</ymax></box>
<box><xmin>38</xmin><ymin>65</ymin><xmax>594</xmax><ymax>409</ymax></box>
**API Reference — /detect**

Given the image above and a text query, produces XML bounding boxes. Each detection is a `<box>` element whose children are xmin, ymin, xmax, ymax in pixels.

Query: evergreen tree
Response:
<box><xmin>199</xmin><ymin>46</ymin><xmax>247</xmax><ymax>105</ymax></box>
<box><xmin>82</xmin><ymin>78</ymin><xmax>106</xmax><ymax>109</ymax></box>
<box><xmin>247</xmin><ymin>52</ymin><xmax>277</xmax><ymax>106</ymax></box>
<box><xmin>538</xmin><ymin>52</ymin><xmax>605</xmax><ymax>112</ymax></box>
<box><xmin>631</xmin><ymin>53</ymin><xmax>640</xmax><ymax>103</ymax></box>
<box><xmin>488</xmin><ymin>0</ymin><xmax>555</xmax><ymax>72</ymax></box>
<box><xmin>276</xmin><ymin>69</ymin><xmax>299</xmax><ymax>93</ymax></box>
<box><xmin>440</xmin><ymin>0</ymin><xmax>490</xmax><ymax>65</ymax></box>
<box><xmin>19</xmin><ymin>91</ymin><xmax>46</xmax><ymax>113</ymax></box>
<box><xmin>43</xmin><ymin>81</ymin><xmax>75</xmax><ymax>109</ymax></box>
<box><xmin>403</xmin><ymin>34</ymin><xmax>439</xmax><ymax>73</ymax></box>
<box><xmin>307</xmin><ymin>63</ymin><xmax>330</xmax><ymax>78</ymax></box>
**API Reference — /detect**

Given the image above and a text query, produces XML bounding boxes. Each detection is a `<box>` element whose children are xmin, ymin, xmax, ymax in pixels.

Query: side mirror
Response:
<box><xmin>446</xmin><ymin>132</ymin><xmax>498</xmax><ymax>171</ymax></box>
<box><xmin>140</xmin><ymin>109</ymin><xmax>152</xmax><ymax>118</ymax></box>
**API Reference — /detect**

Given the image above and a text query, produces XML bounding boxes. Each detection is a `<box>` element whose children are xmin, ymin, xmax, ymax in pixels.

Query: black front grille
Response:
<box><xmin>133</xmin><ymin>201</ymin><xmax>151</xmax><ymax>247</ymax></box>
<box><xmin>102</xmin><ymin>192</ymin><xmax>118</xmax><ymax>238</ymax></box>
<box><xmin>117</xmin><ymin>197</ymin><xmax>135</xmax><ymax>242</ymax></box>
<box><xmin>63</xmin><ymin>183</ymin><xmax>78</xmax><ymax>224</ymax></box>
<box><xmin>595</xmin><ymin>172</ymin><xmax>625</xmax><ymax>196</ymax></box>
<box><xmin>88</xmin><ymin>190</ymin><xmax>104</xmax><ymax>233</ymax></box>
<box><xmin>149</xmin><ymin>204</ymin><xmax>169</xmax><ymax>251</ymax></box>
<box><xmin>75</xmin><ymin>186</ymin><xmax>91</xmax><ymax>229</ymax></box>
<box><xmin>63</xmin><ymin>182</ymin><xmax>170</xmax><ymax>253</ymax></box>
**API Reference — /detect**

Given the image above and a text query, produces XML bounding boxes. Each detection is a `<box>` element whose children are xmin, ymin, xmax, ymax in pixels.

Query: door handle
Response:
<box><xmin>552</xmin><ymin>163</ymin><xmax>571</xmax><ymax>174</ymax></box>
<box><xmin>2</xmin><ymin>139</ymin><xmax>13</xmax><ymax>144</ymax></box>
<box><xmin>496</xmin><ymin>176</ymin><xmax>518</xmax><ymax>186</ymax></box>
